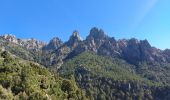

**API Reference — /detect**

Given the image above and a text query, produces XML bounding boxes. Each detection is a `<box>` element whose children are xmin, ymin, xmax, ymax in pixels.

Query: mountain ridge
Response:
<box><xmin>1</xmin><ymin>27</ymin><xmax>170</xmax><ymax>66</ymax></box>
<box><xmin>0</xmin><ymin>28</ymin><xmax>165</xmax><ymax>51</ymax></box>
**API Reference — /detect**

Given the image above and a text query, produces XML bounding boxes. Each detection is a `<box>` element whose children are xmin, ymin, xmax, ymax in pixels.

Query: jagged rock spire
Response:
<box><xmin>66</xmin><ymin>30</ymin><xmax>82</xmax><ymax>48</ymax></box>
<box><xmin>70</xmin><ymin>30</ymin><xmax>81</xmax><ymax>41</ymax></box>
<box><xmin>87</xmin><ymin>27</ymin><xmax>108</xmax><ymax>40</ymax></box>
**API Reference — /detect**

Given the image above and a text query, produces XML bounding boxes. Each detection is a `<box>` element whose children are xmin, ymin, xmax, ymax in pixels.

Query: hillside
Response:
<box><xmin>0</xmin><ymin>49</ymin><xmax>86</xmax><ymax>100</ymax></box>
<box><xmin>60</xmin><ymin>52</ymin><xmax>170</xmax><ymax>100</ymax></box>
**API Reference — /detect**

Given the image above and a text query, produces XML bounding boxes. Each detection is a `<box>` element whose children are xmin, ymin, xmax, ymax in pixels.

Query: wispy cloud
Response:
<box><xmin>131</xmin><ymin>0</ymin><xmax>158</xmax><ymax>32</ymax></box>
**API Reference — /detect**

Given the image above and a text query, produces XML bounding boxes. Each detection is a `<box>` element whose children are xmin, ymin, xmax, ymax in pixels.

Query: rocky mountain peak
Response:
<box><xmin>128</xmin><ymin>38</ymin><xmax>140</xmax><ymax>44</ymax></box>
<box><xmin>87</xmin><ymin>27</ymin><xmax>108</xmax><ymax>40</ymax></box>
<box><xmin>0</xmin><ymin>34</ymin><xmax>18</xmax><ymax>44</ymax></box>
<box><xmin>84</xmin><ymin>28</ymin><xmax>109</xmax><ymax>52</ymax></box>
<box><xmin>2</xmin><ymin>34</ymin><xmax>15</xmax><ymax>38</ymax></box>
<box><xmin>140</xmin><ymin>39</ymin><xmax>151</xmax><ymax>48</ymax></box>
<box><xmin>50</xmin><ymin>37</ymin><xmax>63</xmax><ymax>43</ymax></box>
<box><xmin>117</xmin><ymin>39</ymin><xmax>128</xmax><ymax>48</ymax></box>
<box><xmin>70</xmin><ymin>30</ymin><xmax>81</xmax><ymax>41</ymax></box>
<box><xmin>43</xmin><ymin>37</ymin><xmax>63</xmax><ymax>50</ymax></box>
<box><xmin>22</xmin><ymin>38</ymin><xmax>46</xmax><ymax>50</ymax></box>
<box><xmin>66</xmin><ymin>31</ymin><xmax>82</xmax><ymax>48</ymax></box>
<box><xmin>164</xmin><ymin>49</ymin><xmax>170</xmax><ymax>54</ymax></box>
<box><xmin>72</xmin><ymin>31</ymin><xmax>81</xmax><ymax>40</ymax></box>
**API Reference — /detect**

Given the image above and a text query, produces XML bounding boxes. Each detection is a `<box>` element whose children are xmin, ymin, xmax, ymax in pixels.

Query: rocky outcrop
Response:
<box><xmin>20</xmin><ymin>38</ymin><xmax>46</xmax><ymax>51</ymax></box>
<box><xmin>0</xmin><ymin>34</ymin><xmax>18</xmax><ymax>44</ymax></box>
<box><xmin>0</xmin><ymin>34</ymin><xmax>46</xmax><ymax>51</ymax></box>
<box><xmin>86</xmin><ymin>27</ymin><xmax>109</xmax><ymax>52</ymax></box>
<box><xmin>44</xmin><ymin>31</ymin><xmax>82</xmax><ymax>69</ymax></box>
<box><xmin>43</xmin><ymin>37</ymin><xmax>63</xmax><ymax>50</ymax></box>
<box><xmin>118</xmin><ymin>38</ymin><xmax>166</xmax><ymax>64</ymax></box>
<box><xmin>65</xmin><ymin>30</ymin><xmax>82</xmax><ymax>49</ymax></box>
<box><xmin>162</xmin><ymin>49</ymin><xmax>170</xmax><ymax>62</ymax></box>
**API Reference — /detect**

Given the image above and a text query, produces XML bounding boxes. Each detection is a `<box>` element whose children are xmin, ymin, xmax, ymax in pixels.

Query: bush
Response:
<box><xmin>0</xmin><ymin>85</ymin><xmax>13</xmax><ymax>100</ymax></box>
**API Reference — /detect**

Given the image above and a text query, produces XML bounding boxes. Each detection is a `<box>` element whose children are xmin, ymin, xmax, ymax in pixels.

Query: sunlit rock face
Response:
<box><xmin>0</xmin><ymin>34</ymin><xmax>18</xmax><ymax>44</ymax></box>
<box><xmin>66</xmin><ymin>30</ymin><xmax>82</xmax><ymax>49</ymax></box>
<box><xmin>21</xmin><ymin>38</ymin><xmax>46</xmax><ymax>50</ymax></box>
<box><xmin>85</xmin><ymin>27</ymin><xmax>109</xmax><ymax>52</ymax></box>
<box><xmin>0</xmin><ymin>34</ymin><xmax>47</xmax><ymax>51</ymax></box>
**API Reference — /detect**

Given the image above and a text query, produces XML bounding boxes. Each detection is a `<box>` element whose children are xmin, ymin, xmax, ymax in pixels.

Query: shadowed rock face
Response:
<box><xmin>122</xmin><ymin>39</ymin><xmax>141</xmax><ymax>64</ymax></box>
<box><xmin>121</xmin><ymin>39</ymin><xmax>153</xmax><ymax>64</ymax></box>
<box><xmin>163</xmin><ymin>49</ymin><xmax>170</xmax><ymax>62</ymax></box>
<box><xmin>87</xmin><ymin>27</ymin><xmax>107</xmax><ymax>40</ymax></box>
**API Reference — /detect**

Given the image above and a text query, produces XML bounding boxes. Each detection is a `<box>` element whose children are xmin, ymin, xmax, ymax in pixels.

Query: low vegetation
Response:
<box><xmin>60</xmin><ymin>52</ymin><xmax>170</xmax><ymax>100</ymax></box>
<box><xmin>0</xmin><ymin>50</ymin><xmax>86</xmax><ymax>100</ymax></box>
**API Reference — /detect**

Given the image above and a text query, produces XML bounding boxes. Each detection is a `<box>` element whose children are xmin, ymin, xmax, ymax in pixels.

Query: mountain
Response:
<box><xmin>1</xmin><ymin>27</ymin><xmax>170</xmax><ymax>100</ymax></box>
<box><xmin>1</xmin><ymin>29</ymin><xmax>169</xmax><ymax>67</ymax></box>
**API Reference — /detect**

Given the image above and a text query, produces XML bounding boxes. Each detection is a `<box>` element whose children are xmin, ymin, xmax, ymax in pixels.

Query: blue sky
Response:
<box><xmin>0</xmin><ymin>0</ymin><xmax>170</xmax><ymax>49</ymax></box>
